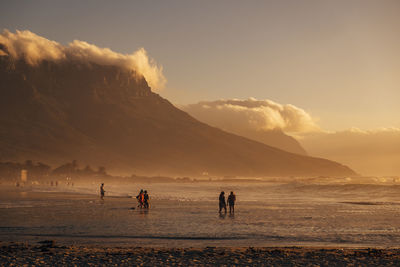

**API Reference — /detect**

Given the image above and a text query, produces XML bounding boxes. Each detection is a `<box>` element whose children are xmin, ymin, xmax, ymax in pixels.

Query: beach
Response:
<box><xmin>2</xmin><ymin>242</ymin><xmax>400</xmax><ymax>266</ymax></box>
<box><xmin>2</xmin><ymin>180</ymin><xmax>400</xmax><ymax>265</ymax></box>
<box><xmin>3</xmin><ymin>180</ymin><xmax>400</xmax><ymax>247</ymax></box>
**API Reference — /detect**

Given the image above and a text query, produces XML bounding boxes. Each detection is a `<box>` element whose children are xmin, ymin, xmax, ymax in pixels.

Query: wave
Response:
<box><xmin>21</xmin><ymin>181</ymin><xmax>400</xmax><ymax>204</ymax></box>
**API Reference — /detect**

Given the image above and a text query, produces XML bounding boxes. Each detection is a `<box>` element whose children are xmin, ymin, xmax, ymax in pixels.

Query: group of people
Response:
<box><xmin>219</xmin><ymin>191</ymin><xmax>236</xmax><ymax>214</ymax></box>
<box><xmin>136</xmin><ymin>189</ymin><xmax>150</xmax><ymax>209</ymax></box>
<box><xmin>100</xmin><ymin>184</ymin><xmax>237</xmax><ymax>213</ymax></box>
<box><xmin>100</xmin><ymin>184</ymin><xmax>150</xmax><ymax>209</ymax></box>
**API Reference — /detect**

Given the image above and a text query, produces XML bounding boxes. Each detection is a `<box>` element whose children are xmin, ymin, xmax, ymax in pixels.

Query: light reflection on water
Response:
<box><xmin>1</xmin><ymin>181</ymin><xmax>400</xmax><ymax>247</ymax></box>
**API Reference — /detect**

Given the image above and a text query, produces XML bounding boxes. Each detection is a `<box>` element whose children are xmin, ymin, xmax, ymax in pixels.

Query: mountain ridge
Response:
<box><xmin>0</xmin><ymin>53</ymin><xmax>355</xmax><ymax>177</ymax></box>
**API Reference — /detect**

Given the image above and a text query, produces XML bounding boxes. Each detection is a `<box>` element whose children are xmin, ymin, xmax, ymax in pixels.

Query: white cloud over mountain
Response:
<box><xmin>181</xmin><ymin>98</ymin><xmax>320</xmax><ymax>134</ymax></box>
<box><xmin>0</xmin><ymin>30</ymin><xmax>166</xmax><ymax>91</ymax></box>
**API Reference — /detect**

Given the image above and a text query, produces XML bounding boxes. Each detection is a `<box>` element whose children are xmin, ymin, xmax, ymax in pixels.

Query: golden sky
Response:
<box><xmin>1</xmin><ymin>1</ymin><xmax>400</xmax><ymax>175</ymax></box>
<box><xmin>1</xmin><ymin>1</ymin><xmax>399</xmax><ymax>131</ymax></box>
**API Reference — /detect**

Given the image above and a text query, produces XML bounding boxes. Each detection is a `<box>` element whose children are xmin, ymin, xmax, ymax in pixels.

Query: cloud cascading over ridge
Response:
<box><xmin>181</xmin><ymin>98</ymin><xmax>320</xmax><ymax>134</ymax></box>
<box><xmin>0</xmin><ymin>29</ymin><xmax>166</xmax><ymax>91</ymax></box>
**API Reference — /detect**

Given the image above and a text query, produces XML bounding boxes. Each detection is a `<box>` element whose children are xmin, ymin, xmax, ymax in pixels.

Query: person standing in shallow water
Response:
<box><xmin>136</xmin><ymin>189</ymin><xmax>144</xmax><ymax>208</ymax></box>
<box><xmin>100</xmin><ymin>183</ymin><xmax>105</xmax><ymax>200</ymax></box>
<box><xmin>219</xmin><ymin>191</ymin><xmax>227</xmax><ymax>213</ymax></box>
<box><xmin>227</xmin><ymin>191</ymin><xmax>236</xmax><ymax>214</ymax></box>
<box><xmin>143</xmin><ymin>190</ymin><xmax>149</xmax><ymax>209</ymax></box>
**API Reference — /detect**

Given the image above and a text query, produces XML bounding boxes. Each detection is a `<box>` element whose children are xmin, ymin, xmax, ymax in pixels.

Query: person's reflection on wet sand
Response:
<box><xmin>139</xmin><ymin>208</ymin><xmax>149</xmax><ymax>216</ymax></box>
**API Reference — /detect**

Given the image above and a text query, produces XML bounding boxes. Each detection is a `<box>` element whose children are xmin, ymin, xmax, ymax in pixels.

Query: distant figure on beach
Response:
<box><xmin>100</xmin><ymin>183</ymin><xmax>105</xmax><ymax>200</ymax></box>
<box><xmin>136</xmin><ymin>189</ymin><xmax>144</xmax><ymax>208</ymax></box>
<box><xmin>227</xmin><ymin>191</ymin><xmax>236</xmax><ymax>213</ymax></box>
<box><xmin>143</xmin><ymin>190</ymin><xmax>149</xmax><ymax>209</ymax></box>
<box><xmin>219</xmin><ymin>191</ymin><xmax>227</xmax><ymax>213</ymax></box>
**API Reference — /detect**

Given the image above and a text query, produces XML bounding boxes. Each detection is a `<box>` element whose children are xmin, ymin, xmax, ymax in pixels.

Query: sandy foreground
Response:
<box><xmin>1</xmin><ymin>241</ymin><xmax>400</xmax><ymax>266</ymax></box>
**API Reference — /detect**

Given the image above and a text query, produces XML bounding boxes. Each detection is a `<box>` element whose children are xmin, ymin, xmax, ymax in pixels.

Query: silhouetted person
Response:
<box><xmin>143</xmin><ymin>190</ymin><xmax>149</xmax><ymax>209</ymax></box>
<box><xmin>136</xmin><ymin>189</ymin><xmax>144</xmax><ymax>208</ymax></box>
<box><xmin>227</xmin><ymin>191</ymin><xmax>236</xmax><ymax>213</ymax></box>
<box><xmin>219</xmin><ymin>191</ymin><xmax>227</xmax><ymax>213</ymax></box>
<box><xmin>100</xmin><ymin>183</ymin><xmax>105</xmax><ymax>200</ymax></box>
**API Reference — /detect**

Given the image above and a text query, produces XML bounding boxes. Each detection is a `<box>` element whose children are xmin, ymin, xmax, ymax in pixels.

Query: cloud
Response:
<box><xmin>0</xmin><ymin>30</ymin><xmax>65</xmax><ymax>64</ymax></box>
<box><xmin>181</xmin><ymin>98</ymin><xmax>320</xmax><ymax>134</ymax></box>
<box><xmin>0</xmin><ymin>29</ymin><xmax>166</xmax><ymax>91</ymax></box>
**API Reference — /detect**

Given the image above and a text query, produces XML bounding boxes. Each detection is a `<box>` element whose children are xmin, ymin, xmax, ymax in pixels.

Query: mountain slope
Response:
<box><xmin>0</xmin><ymin>54</ymin><xmax>355</xmax><ymax>177</ymax></box>
<box><xmin>242</xmin><ymin>129</ymin><xmax>307</xmax><ymax>155</ymax></box>
<box><xmin>181</xmin><ymin>102</ymin><xmax>308</xmax><ymax>155</ymax></box>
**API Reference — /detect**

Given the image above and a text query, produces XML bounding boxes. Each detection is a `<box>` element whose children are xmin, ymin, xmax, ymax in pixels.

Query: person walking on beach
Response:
<box><xmin>227</xmin><ymin>191</ymin><xmax>236</xmax><ymax>214</ymax></box>
<box><xmin>143</xmin><ymin>190</ymin><xmax>149</xmax><ymax>209</ymax></box>
<box><xmin>219</xmin><ymin>191</ymin><xmax>227</xmax><ymax>213</ymax></box>
<box><xmin>100</xmin><ymin>183</ymin><xmax>105</xmax><ymax>200</ymax></box>
<box><xmin>136</xmin><ymin>189</ymin><xmax>144</xmax><ymax>208</ymax></box>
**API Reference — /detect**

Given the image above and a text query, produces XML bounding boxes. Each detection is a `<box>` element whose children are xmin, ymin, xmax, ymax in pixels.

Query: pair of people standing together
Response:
<box><xmin>219</xmin><ymin>191</ymin><xmax>236</xmax><ymax>213</ymax></box>
<box><xmin>136</xmin><ymin>189</ymin><xmax>150</xmax><ymax>209</ymax></box>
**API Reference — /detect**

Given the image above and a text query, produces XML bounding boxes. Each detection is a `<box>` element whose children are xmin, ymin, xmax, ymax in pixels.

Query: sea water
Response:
<box><xmin>1</xmin><ymin>178</ymin><xmax>400</xmax><ymax>247</ymax></box>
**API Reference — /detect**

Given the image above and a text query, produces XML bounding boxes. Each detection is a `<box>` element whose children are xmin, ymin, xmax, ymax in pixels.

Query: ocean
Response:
<box><xmin>1</xmin><ymin>177</ymin><xmax>400</xmax><ymax>247</ymax></box>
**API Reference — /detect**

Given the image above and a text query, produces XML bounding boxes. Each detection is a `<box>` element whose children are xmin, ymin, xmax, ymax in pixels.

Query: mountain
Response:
<box><xmin>238</xmin><ymin>129</ymin><xmax>307</xmax><ymax>155</ymax></box>
<box><xmin>180</xmin><ymin>112</ymin><xmax>308</xmax><ymax>155</ymax></box>
<box><xmin>0</xmin><ymin>53</ymin><xmax>355</xmax><ymax>177</ymax></box>
<box><xmin>181</xmin><ymin>102</ymin><xmax>308</xmax><ymax>155</ymax></box>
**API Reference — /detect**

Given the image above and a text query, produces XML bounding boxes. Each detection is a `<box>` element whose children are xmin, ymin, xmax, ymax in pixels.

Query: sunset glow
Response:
<box><xmin>1</xmin><ymin>1</ymin><xmax>400</xmax><ymax>265</ymax></box>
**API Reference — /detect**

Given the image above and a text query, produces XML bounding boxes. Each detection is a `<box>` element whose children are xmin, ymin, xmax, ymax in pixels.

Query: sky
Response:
<box><xmin>1</xmin><ymin>0</ymin><xmax>399</xmax><ymax>131</ymax></box>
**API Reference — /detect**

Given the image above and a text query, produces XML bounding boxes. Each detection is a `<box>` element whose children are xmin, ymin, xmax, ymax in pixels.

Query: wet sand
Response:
<box><xmin>2</xmin><ymin>241</ymin><xmax>400</xmax><ymax>266</ymax></box>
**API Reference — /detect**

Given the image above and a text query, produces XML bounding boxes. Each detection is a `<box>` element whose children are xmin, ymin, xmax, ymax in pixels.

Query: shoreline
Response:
<box><xmin>3</xmin><ymin>188</ymin><xmax>400</xmax><ymax>249</ymax></box>
<box><xmin>3</xmin><ymin>233</ymin><xmax>399</xmax><ymax>249</ymax></box>
<box><xmin>2</xmin><ymin>242</ymin><xmax>400</xmax><ymax>266</ymax></box>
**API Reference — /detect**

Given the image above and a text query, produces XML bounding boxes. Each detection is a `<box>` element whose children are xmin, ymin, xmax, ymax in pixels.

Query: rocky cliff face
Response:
<box><xmin>0</xmin><ymin>54</ymin><xmax>355</xmax><ymax>177</ymax></box>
